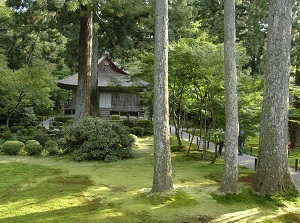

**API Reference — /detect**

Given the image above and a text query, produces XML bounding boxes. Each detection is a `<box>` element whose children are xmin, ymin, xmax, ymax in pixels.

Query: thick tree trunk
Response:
<box><xmin>253</xmin><ymin>0</ymin><xmax>298</xmax><ymax>195</ymax></box>
<box><xmin>151</xmin><ymin>0</ymin><xmax>173</xmax><ymax>193</ymax></box>
<box><xmin>290</xmin><ymin>5</ymin><xmax>300</xmax><ymax>147</ymax></box>
<box><xmin>74</xmin><ymin>5</ymin><xmax>92</xmax><ymax>122</ymax></box>
<box><xmin>90</xmin><ymin>13</ymin><xmax>100</xmax><ymax>117</ymax></box>
<box><xmin>220</xmin><ymin>0</ymin><xmax>239</xmax><ymax>194</ymax></box>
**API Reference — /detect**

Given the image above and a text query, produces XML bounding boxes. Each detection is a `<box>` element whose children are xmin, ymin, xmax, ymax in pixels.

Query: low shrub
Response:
<box><xmin>0</xmin><ymin>127</ymin><xmax>13</xmax><ymax>140</ymax></box>
<box><xmin>36</xmin><ymin>125</ymin><xmax>47</xmax><ymax>132</ymax></box>
<box><xmin>56</xmin><ymin>138</ymin><xmax>68</xmax><ymax>153</ymax></box>
<box><xmin>31</xmin><ymin>129</ymin><xmax>49</xmax><ymax>147</ymax></box>
<box><xmin>1</xmin><ymin>140</ymin><xmax>25</xmax><ymax>155</ymax></box>
<box><xmin>45</xmin><ymin>140</ymin><xmax>59</xmax><ymax>155</ymax></box>
<box><xmin>41</xmin><ymin>149</ymin><xmax>49</xmax><ymax>157</ymax></box>
<box><xmin>110</xmin><ymin>114</ymin><xmax>120</xmax><ymax>120</ymax></box>
<box><xmin>55</xmin><ymin>116</ymin><xmax>74</xmax><ymax>123</ymax></box>
<box><xmin>123</xmin><ymin>119</ymin><xmax>135</xmax><ymax>128</ymax></box>
<box><xmin>0</xmin><ymin>125</ymin><xmax>9</xmax><ymax>132</ymax></box>
<box><xmin>63</xmin><ymin>117</ymin><xmax>136</xmax><ymax>162</ymax></box>
<box><xmin>134</xmin><ymin>119</ymin><xmax>153</xmax><ymax>135</ymax></box>
<box><xmin>132</xmin><ymin>126</ymin><xmax>144</xmax><ymax>136</ymax></box>
<box><xmin>25</xmin><ymin>140</ymin><xmax>43</xmax><ymax>155</ymax></box>
<box><xmin>10</xmin><ymin>126</ymin><xmax>24</xmax><ymax>133</ymax></box>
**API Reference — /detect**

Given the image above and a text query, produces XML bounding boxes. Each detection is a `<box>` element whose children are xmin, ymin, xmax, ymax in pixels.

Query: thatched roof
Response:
<box><xmin>57</xmin><ymin>53</ymin><xmax>149</xmax><ymax>92</ymax></box>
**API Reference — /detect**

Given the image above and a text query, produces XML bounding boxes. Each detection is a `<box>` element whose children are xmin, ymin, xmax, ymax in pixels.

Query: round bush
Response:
<box><xmin>63</xmin><ymin>117</ymin><xmax>136</xmax><ymax>162</ymax></box>
<box><xmin>10</xmin><ymin>126</ymin><xmax>24</xmax><ymax>133</ymax></box>
<box><xmin>1</xmin><ymin>140</ymin><xmax>25</xmax><ymax>155</ymax></box>
<box><xmin>25</xmin><ymin>140</ymin><xmax>43</xmax><ymax>155</ymax></box>
<box><xmin>134</xmin><ymin>119</ymin><xmax>153</xmax><ymax>135</ymax></box>
<box><xmin>132</xmin><ymin>126</ymin><xmax>144</xmax><ymax>136</ymax></box>
<box><xmin>110</xmin><ymin>114</ymin><xmax>120</xmax><ymax>120</ymax></box>
<box><xmin>45</xmin><ymin>140</ymin><xmax>59</xmax><ymax>155</ymax></box>
<box><xmin>123</xmin><ymin>119</ymin><xmax>134</xmax><ymax>128</ymax></box>
<box><xmin>36</xmin><ymin>125</ymin><xmax>47</xmax><ymax>132</ymax></box>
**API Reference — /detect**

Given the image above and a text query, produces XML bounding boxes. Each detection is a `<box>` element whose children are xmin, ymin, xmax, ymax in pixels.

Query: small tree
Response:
<box><xmin>0</xmin><ymin>56</ymin><xmax>55</xmax><ymax>127</ymax></box>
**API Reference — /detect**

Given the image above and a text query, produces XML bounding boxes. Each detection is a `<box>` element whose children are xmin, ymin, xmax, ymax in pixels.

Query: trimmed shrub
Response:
<box><xmin>36</xmin><ymin>125</ymin><xmax>47</xmax><ymax>132</ymax></box>
<box><xmin>132</xmin><ymin>126</ymin><xmax>144</xmax><ymax>136</ymax></box>
<box><xmin>32</xmin><ymin>130</ymin><xmax>49</xmax><ymax>147</ymax></box>
<box><xmin>130</xmin><ymin>134</ymin><xmax>138</xmax><ymax>148</ymax></box>
<box><xmin>0</xmin><ymin>126</ymin><xmax>13</xmax><ymax>140</ymax></box>
<box><xmin>123</xmin><ymin>119</ymin><xmax>134</xmax><ymax>128</ymax></box>
<box><xmin>18</xmin><ymin>148</ymin><xmax>28</xmax><ymax>156</ymax></box>
<box><xmin>45</xmin><ymin>140</ymin><xmax>59</xmax><ymax>155</ymax></box>
<box><xmin>63</xmin><ymin>117</ymin><xmax>136</xmax><ymax>162</ymax></box>
<box><xmin>1</xmin><ymin>140</ymin><xmax>25</xmax><ymax>155</ymax></box>
<box><xmin>10</xmin><ymin>126</ymin><xmax>24</xmax><ymax>133</ymax></box>
<box><xmin>41</xmin><ymin>149</ymin><xmax>49</xmax><ymax>157</ymax></box>
<box><xmin>110</xmin><ymin>114</ymin><xmax>120</xmax><ymax>120</ymax></box>
<box><xmin>134</xmin><ymin>119</ymin><xmax>153</xmax><ymax>135</ymax></box>
<box><xmin>56</xmin><ymin>138</ymin><xmax>68</xmax><ymax>153</ymax></box>
<box><xmin>25</xmin><ymin>140</ymin><xmax>43</xmax><ymax>155</ymax></box>
<box><xmin>0</xmin><ymin>125</ymin><xmax>9</xmax><ymax>132</ymax></box>
<box><xmin>55</xmin><ymin>116</ymin><xmax>74</xmax><ymax>123</ymax></box>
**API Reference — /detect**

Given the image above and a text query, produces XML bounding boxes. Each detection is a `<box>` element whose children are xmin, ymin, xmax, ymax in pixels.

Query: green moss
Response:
<box><xmin>143</xmin><ymin>190</ymin><xmax>198</xmax><ymax>208</ymax></box>
<box><xmin>0</xmin><ymin>136</ymin><xmax>300</xmax><ymax>223</ymax></box>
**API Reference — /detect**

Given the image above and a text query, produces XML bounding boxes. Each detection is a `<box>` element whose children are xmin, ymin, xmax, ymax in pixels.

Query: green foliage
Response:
<box><xmin>10</xmin><ymin>126</ymin><xmax>24</xmax><ymax>133</ymax></box>
<box><xmin>131</xmin><ymin>126</ymin><xmax>144</xmax><ymax>137</ymax></box>
<box><xmin>25</xmin><ymin>140</ymin><xmax>43</xmax><ymax>156</ymax></box>
<box><xmin>0</xmin><ymin>136</ymin><xmax>299</xmax><ymax>222</ymax></box>
<box><xmin>123</xmin><ymin>119</ymin><xmax>134</xmax><ymax>128</ymax></box>
<box><xmin>45</xmin><ymin>140</ymin><xmax>59</xmax><ymax>155</ymax></box>
<box><xmin>1</xmin><ymin>140</ymin><xmax>25</xmax><ymax>155</ymax></box>
<box><xmin>0</xmin><ymin>125</ymin><xmax>12</xmax><ymax>140</ymax></box>
<box><xmin>110</xmin><ymin>114</ymin><xmax>120</xmax><ymax>120</ymax></box>
<box><xmin>134</xmin><ymin>119</ymin><xmax>153</xmax><ymax>135</ymax></box>
<box><xmin>63</xmin><ymin>117</ymin><xmax>137</xmax><ymax>162</ymax></box>
<box><xmin>54</xmin><ymin>116</ymin><xmax>74</xmax><ymax>123</ymax></box>
<box><xmin>0</xmin><ymin>53</ymin><xmax>56</xmax><ymax>126</ymax></box>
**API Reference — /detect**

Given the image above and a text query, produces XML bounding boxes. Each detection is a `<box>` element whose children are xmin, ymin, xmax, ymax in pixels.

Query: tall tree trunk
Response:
<box><xmin>90</xmin><ymin>12</ymin><xmax>100</xmax><ymax>117</ymax></box>
<box><xmin>74</xmin><ymin>4</ymin><xmax>93</xmax><ymax>122</ymax></box>
<box><xmin>253</xmin><ymin>0</ymin><xmax>298</xmax><ymax>195</ymax></box>
<box><xmin>220</xmin><ymin>0</ymin><xmax>239</xmax><ymax>194</ymax></box>
<box><xmin>151</xmin><ymin>0</ymin><xmax>173</xmax><ymax>193</ymax></box>
<box><xmin>289</xmin><ymin>1</ymin><xmax>300</xmax><ymax>147</ymax></box>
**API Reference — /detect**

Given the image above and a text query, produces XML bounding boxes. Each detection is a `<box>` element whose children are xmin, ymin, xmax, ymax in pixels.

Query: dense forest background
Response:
<box><xmin>0</xmin><ymin>0</ymin><xmax>299</xmax><ymax>144</ymax></box>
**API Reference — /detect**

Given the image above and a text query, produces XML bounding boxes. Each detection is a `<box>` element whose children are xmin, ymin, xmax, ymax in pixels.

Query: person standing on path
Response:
<box><xmin>218</xmin><ymin>140</ymin><xmax>224</xmax><ymax>156</ymax></box>
<box><xmin>238</xmin><ymin>129</ymin><xmax>245</xmax><ymax>155</ymax></box>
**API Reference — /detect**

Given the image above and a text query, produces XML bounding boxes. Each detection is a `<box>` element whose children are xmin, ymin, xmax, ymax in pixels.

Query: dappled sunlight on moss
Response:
<box><xmin>1</xmin><ymin>135</ymin><xmax>300</xmax><ymax>222</ymax></box>
<box><xmin>213</xmin><ymin>208</ymin><xmax>262</xmax><ymax>223</ymax></box>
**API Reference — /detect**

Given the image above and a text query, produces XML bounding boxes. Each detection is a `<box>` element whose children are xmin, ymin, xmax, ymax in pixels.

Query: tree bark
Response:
<box><xmin>151</xmin><ymin>0</ymin><xmax>173</xmax><ymax>193</ymax></box>
<box><xmin>289</xmin><ymin>2</ymin><xmax>300</xmax><ymax>147</ymax></box>
<box><xmin>220</xmin><ymin>0</ymin><xmax>239</xmax><ymax>194</ymax></box>
<box><xmin>253</xmin><ymin>0</ymin><xmax>298</xmax><ymax>195</ymax></box>
<box><xmin>74</xmin><ymin>4</ymin><xmax>92</xmax><ymax>122</ymax></box>
<box><xmin>90</xmin><ymin>12</ymin><xmax>100</xmax><ymax>117</ymax></box>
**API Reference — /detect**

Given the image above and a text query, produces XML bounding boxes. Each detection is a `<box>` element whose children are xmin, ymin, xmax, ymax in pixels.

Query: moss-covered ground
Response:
<box><xmin>0</xmin><ymin>136</ymin><xmax>300</xmax><ymax>223</ymax></box>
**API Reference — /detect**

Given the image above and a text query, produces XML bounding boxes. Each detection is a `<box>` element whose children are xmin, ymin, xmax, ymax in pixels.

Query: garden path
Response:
<box><xmin>169</xmin><ymin>125</ymin><xmax>300</xmax><ymax>192</ymax></box>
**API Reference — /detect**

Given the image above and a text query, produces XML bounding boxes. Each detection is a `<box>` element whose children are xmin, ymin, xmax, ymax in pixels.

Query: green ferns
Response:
<box><xmin>63</xmin><ymin>117</ymin><xmax>138</xmax><ymax>162</ymax></box>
